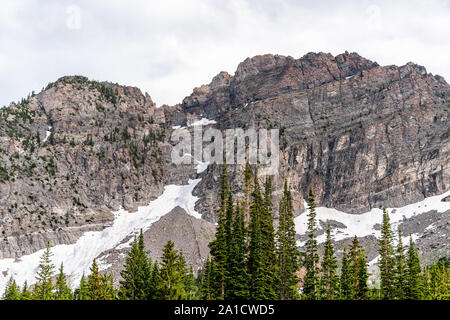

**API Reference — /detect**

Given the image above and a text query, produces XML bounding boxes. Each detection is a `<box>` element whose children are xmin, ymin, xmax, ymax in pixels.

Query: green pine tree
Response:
<box><xmin>75</xmin><ymin>274</ymin><xmax>89</xmax><ymax>300</ymax></box>
<box><xmin>394</xmin><ymin>228</ymin><xmax>407</xmax><ymax>299</ymax></box>
<box><xmin>184</xmin><ymin>265</ymin><xmax>196</xmax><ymax>300</ymax></box>
<box><xmin>320</xmin><ymin>224</ymin><xmax>339</xmax><ymax>299</ymax></box>
<box><xmin>303</xmin><ymin>187</ymin><xmax>320</xmax><ymax>300</ymax></box>
<box><xmin>87</xmin><ymin>259</ymin><xmax>116</xmax><ymax>300</ymax></box>
<box><xmin>119</xmin><ymin>230</ymin><xmax>152</xmax><ymax>300</ymax></box>
<box><xmin>377</xmin><ymin>207</ymin><xmax>395</xmax><ymax>299</ymax></box>
<box><xmin>156</xmin><ymin>240</ymin><xmax>188</xmax><ymax>300</ymax></box>
<box><xmin>247</xmin><ymin>172</ymin><xmax>266</xmax><ymax>299</ymax></box>
<box><xmin>54</xmin><ymin>263</ymin><xmax>73</xmax><ymax>300</ymax></box>
<box><xmin>20</xmin><ymin>281</ymin><xmax>32</xmax><ymax>300</ymax></box>
<box><xmin>33</xmin><ymin>241</ymin><xmax>55</xmax><ymax>300</ymax></box>
<box><xmin>260</xmin><ymin>176</ymin><xmax>277</xmax><ymax>299</ymax></box>
<box><xmin>227</xmin><ymin>203</ymin><xmax>250</xmax><ymax>299</ymax></box>
<box><xmin>406</xmin><ymin>237</ymin><xmax>422</xmax><ymax>299</ymax></box>
<box><xmin>339</xmin><ymin>247</ymin><xmax>353</xmax><ymax>300</ymax></box>
<box><xmin>208</xmin><ymin>161</ymin><xmax>230</xmax><ymax>299</ymax></box>
<box><xmin>2</xmin><ymin>277</ymin><xmax>21</xmax><ymax>300</ymax></box>
<box><xmin>276</xmin><ymin>180</ymin><xmax>300</xmax><ymax>300</ymax></box>
<box><xmin>355</xmin><ymin>250</ymin><xmax>369</xmax><ymax>300</ymax></box>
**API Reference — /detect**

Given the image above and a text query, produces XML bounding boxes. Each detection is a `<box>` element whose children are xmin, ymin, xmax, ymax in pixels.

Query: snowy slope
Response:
<box><xmin>295</xmin><ymin>190</ymin><xmax>450</xmax><ymax>246</ymax></box>
<box><xmin>0</xmin><ymin>177</ymin><xmax>204</xmax><ymax>292</ymax></box>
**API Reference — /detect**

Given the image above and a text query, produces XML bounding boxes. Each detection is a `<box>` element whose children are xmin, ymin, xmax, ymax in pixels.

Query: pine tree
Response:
<box><xmin>157</xmin><ymin>240</ymin><xmax>188</xmax><ymax>300</ymax></box>
<box><xmin>87</xmin><ymin>259</ymin><xmax>116</xmax><ymax>300</ymax></box>
<box><xmin>54</xmin><ymin>263</ymin><xmax>73</xmax><ymax>300</ymax></box>
<box><xmin>355</xmin><ymin>250</ymin><xmax>369</xmax><ymax>300</ymax></box>
<box><xmin>429</xmin><ymin>263</ymin><xmax>448</xmax><ymax>299</ymax></box>
<box><xmin>148</xmin><ymin>259</ymin><xmax>160</xmax><ymax>299</ymax></box>
<box><xmin>200</xmin><ymin>257</ymin><xmax>214</xmax><ymax>300</ymax></box>
<box><xmin>20</xmin><ymin>281</ymin><xmax>32</xmax><ymax>300</ymax></box>
<box><xmin>303</xmin><ymin>187</ymin><xmax>320</xmax><ymax>300</ymax></box>
<box><xmin>2</xmin><ymin>277</ymin><xmax>21</xmax><ymax>300</ymax></box>
<box><xmin>320</xmin><ymin>224</ymin><xmax>338</xmax><ymax>299</ymax></box>
<box><xmin>348</xmin><ymin>235</ymin><xmax>362</xmax><ymax>295</ymax></box>
<box><xmin>208</xmin><ymin>161</ymin><xmax>230</xmax><ymax>299</ymax></box>
<box><xmin>406</xmin><ymin>237</ymin><xmax>422</xmax><ymax>299</ymax></box>
<box><xmin>184</xmin><ymin>265</ymin><xmax>196</xmax><ymax>300</ymax></box>
<box><xmin>227</xmin><ymin>203</ymin><xmax>250</xmax><ymax>299</ymax></box>
<box><xmin>119</xmin><ymin>230</ymin><xmax>152</xmax><ymax>300</ymax></box>
<box><xmin>33</xmin><ymin>241</ymin><xmax>55</xmax><ymax>300</ymax></box>
<box><xmin>377</xmin><ymin>207</ymin><xmax>395</xmax><ymax>299</ymax></box>
<box><xmin>247</xmin><ymin>172</ymin><xmax>266</xmax><ymax>299</ymax></box>
<box><xmin>340</xmin><ymin>247</ymin><xmax>353</xmax><ymax>299</ymax></box>
<box><xmin>394</xmin><ymin>228</ymin><xmax>407</xmax><ymax>299</ymax></box>
<box><xmin>75</xmin><ymin>274</ymin><xmax>89</xmax><ymax>300</ymax></box>
<box><xmin>276</xmin><ymin>180</ymin><xmax>300</xmax><ymax>300</ymax></box>
<box><xmin>260</xmin><ymin>176</ymin><xmax>277</xmax><ymax>299</ymax></box>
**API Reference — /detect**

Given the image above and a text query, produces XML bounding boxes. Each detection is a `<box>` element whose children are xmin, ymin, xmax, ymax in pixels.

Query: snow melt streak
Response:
<box><xmin>0</xmin><ymin>179</ymin><xmax>203</xmax><ymax>292</ymax></box>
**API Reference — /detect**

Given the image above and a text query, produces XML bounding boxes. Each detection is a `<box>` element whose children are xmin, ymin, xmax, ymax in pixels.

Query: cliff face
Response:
<box><xmin>0</xmin><ymin>52</ymin><xmax>448</xmax><ymax>264</ymax></box>
<box><xmin>0</xmin><ymin>76</ymin><xmax>178</xmax><ymax>258</ymax></box>
<box><xmin>170</xmin><ymin>51</ymin><xmax>449</xmax><ymax>219</ymax></box>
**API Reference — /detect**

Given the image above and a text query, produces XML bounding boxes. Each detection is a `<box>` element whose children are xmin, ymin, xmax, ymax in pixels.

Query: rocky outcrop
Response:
<box><xmin>97</xmin><ymin>206</ymin><xmax>216</xmax><ymax>284</ymax></box>
<box><xmin>172</xmin><ymin>51</ymin><xmax>449</xmax><ymax>219</ymax></box>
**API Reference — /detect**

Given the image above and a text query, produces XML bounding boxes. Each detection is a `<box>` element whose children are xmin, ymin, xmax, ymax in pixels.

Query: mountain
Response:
<box><xmin>0</xmin><ymin>51</ymin><xmax>448</xmax><ymax>289</ymax></box>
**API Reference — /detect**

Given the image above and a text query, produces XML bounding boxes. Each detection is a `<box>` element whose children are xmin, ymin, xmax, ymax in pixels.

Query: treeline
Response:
<box><xmin>2</xmin><ymin>163</ymin><xmax>449</xmax><ymax>300</ymax></box>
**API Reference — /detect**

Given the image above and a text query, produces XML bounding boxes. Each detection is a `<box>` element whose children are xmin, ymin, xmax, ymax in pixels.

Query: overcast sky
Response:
<box><xmin>1</xmin><ymin>0</ymin><xmax>449</xmax><ymax>107</ymax></box>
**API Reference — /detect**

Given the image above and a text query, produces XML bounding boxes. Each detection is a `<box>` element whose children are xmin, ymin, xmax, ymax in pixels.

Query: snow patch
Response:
<box><xmin>0</xmin><ymin>179</ymin><xmax>203</xmax><ymax>292</ymax></box>
<box><xmin>188</xmin><ymin>118</ymin><xmax>217</xmax><ymax>127</ymax></box>
<box><xmin>295</xmin><ymin>190</ymin><xmax>450</xmax><ymax>245</ymax></box>
<box><xmin>43</xmin><ymin>126</ymin><xmax>52</xmax><ymax>143</ymax></box>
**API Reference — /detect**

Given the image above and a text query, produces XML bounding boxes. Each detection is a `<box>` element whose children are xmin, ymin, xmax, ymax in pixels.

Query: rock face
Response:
<box><xmin>169</xmin><ymin>51</ymin><xmax>449</xmax><ymax>220</ymax></box>
<box><xmin>0</xmin><ymin>52</ymin><xmax>448</xmax><ymax>267</ymax></box>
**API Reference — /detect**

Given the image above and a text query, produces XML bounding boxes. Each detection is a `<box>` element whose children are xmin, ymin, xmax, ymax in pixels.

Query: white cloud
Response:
<box><xmin>0</xmin><ymin>0</ymin><xmax>449</xmax><ymax>107</ymax></box>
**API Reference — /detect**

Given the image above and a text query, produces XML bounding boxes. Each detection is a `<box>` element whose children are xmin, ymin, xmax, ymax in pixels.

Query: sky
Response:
<box><xmin>1</xmin><ymin>0</ymin><xmax>449</xmax><ymax>107</ymax></box>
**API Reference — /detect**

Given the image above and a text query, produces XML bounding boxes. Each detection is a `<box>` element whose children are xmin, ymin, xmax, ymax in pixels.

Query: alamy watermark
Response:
<box><xmin>171</xmin><ymin>125</ymin><xmax>279</xmax><ymax>175</ymax></box>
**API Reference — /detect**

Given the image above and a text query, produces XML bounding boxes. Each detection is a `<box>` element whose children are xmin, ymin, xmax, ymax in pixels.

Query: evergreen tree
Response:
<box><xmin>75</xmin><ymin>274</ymin><xmax>89</xmax><ymax>300</ymax></box>
<box><xmin>405</xmin><ymin>237</ymin><xmax>423</xmax><ymax>300</ymax></box>
<box><xmin>429</xmin><ymin>263</ymin><xmax>448</xmax><ymax>299</ymax></box>
<box><xmin>320</xmin><ymin>224</ymin><xmax>338</xmax><ymax>299</ymax></box>
<box><xmin>20</xmin><ymin>281</ymin><xmax>32</xmax><ymax>300</ymax></box>
<box><xmin>148</xmin><ymin>260</ymin><xmax>160</xmax><ymax>299</ymax></box>
<box><xmin>339</xmin><ymin>247</ymin><xmax>353</xmax><ymax>300</ymax></box>
<box><xmin>54</xmin><ymin>263</ymin><xmax>73</xmax><ymax>300</ymax></box>
<box><xmin>2</xmin><ymin>277</ymin><xmax>21</xmax><ymax>300</ymax></box>
<box><xmin>208</xmin><ymin>161</ymin><xmax>230</xmax><ymax>299</ymax></box>
<box><xmin>87</xmin><ymin>259</ymin><xmax>116</xmax><ymax>300</ymax></box>
<box><xmin>227</xmin><ymin>203</ymin><xmax>250</xmax><ymax>299</ymax></box>
<box><xmin>422</xmin><ymin>266</ymin><xmax>431</xmax><ymax>299</ymax></box>
<box><xmin>394</xmin><ymin>228</ymin><xmax>407</xmax><ymax>299</ymax></box>
<box><xmin>303</xmin><ymin>187</ymin><xmax>320</xmax><ymax>300</ymax></box>
<box><xmin>200</xmin><ymin>257</ymin><xmax>214</xmax><ymax>300</ymax></box>
<box><xmin>260</xmin><ymin>176</ymin><xmax>277</xmax><ymax>299</ymax></box>
<box><xmin>377</xmin><ymin>207</ymin><xmax>395</xmax><ymax>299</ymax></box>
<box><xmin>247</xmin><ymin>172</ymin><xmax>266</xmax><ymax>299</ymax></box>
<box><xmin>156</xmin><ymin>240</ymin><xmax>188</xmax><ymax>300</ymax></box>
<box><xmin>348</xmin><ymin>235</ymin><xmax>362</xmax><ymax>296</ymax></box>
<box><xmin>276</xmin><ymin>180</ymin><xmax>300</xmax><ymax>300</ymax></box>
<box><xmin>119</xmin><ymin>230</ymin><xmax>151</xmax><ymax>300</ymax></box>
<box><xmin>184</xmin><ymin>265</ymin><xmax>196</xmax><ymax>300</ymax></box>
<box><xmin>355</xmin><ymin>250</ymin><xmax>369</xmax><ymax>300</ymax></box>
<box><xmin>33</xmin><ymin>241</ymin><xmax>55</xmax><ymax>300</ymax></box>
